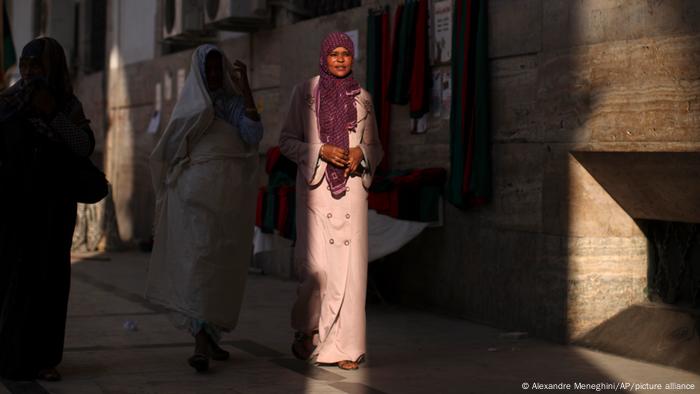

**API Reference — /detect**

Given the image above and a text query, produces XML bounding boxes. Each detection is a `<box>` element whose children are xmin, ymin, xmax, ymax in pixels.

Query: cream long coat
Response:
<box><xmin>280</xmin><ymin>76</ymin><xmax>383</xmax><ymax>363</ymax></box>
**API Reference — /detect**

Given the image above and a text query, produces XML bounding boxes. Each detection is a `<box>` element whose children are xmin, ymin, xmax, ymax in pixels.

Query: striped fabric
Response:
<box><xmin>448</xmin><ymin>0</ymin><xmax>491</xmax><ymax>208</ymax></box>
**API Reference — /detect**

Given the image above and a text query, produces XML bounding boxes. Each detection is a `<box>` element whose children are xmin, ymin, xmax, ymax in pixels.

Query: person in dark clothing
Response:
<box><xmin>0</xmin><ymin>37</ymin><xmax>95</xmax><ymax>382</ymax></box>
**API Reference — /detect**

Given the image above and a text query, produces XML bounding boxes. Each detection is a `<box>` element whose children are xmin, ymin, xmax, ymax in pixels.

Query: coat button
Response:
<box><xmin>344</xmin><ymin>240</ymin><xmax>350</xmax><ymax>246</ymax></box>
<box><xmin>329</xmin><ymin>239</ymin><xmax>335</xmax><ymax>244</ymax></box>
<box><xmin>345</xmin><ymin>213</ymin><xmax>350</xmax><ymax>219</ymax></box>
<box><xmin>327</xmin><ymin>213</ymin><xmax>332</xmax><ymax>218</ymax></box>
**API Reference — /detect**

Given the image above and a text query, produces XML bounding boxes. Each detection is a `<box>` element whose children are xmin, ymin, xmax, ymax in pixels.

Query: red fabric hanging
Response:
<box><xmin>376</xmin><ymin>7</ymin><xmax>401</xmax><ymax>173</ymax></box>
<box><xmin>409</xmin><ymin>0</ymin><xmax>429</xmax><ymax>117</ymax></box>
<box><xmin>256</xmin><ymin>187</ymin><xmax>266</xmax><ymax>228</ymax></box>
<box><xmin>276</xmin><ymin>186</ymin><xmax>292</xmax><ymax>236</ymax></box>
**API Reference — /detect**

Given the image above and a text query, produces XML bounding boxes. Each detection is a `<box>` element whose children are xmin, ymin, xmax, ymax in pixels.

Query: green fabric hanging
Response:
<box><xmin>388</xmin><ymin>1</ymin><xmax>418</xmax><ymax>104</ymax></box>
<box><xmin>470</xmin><ymin>0</ymin><xmax>491</xmax><ymax>203</ymax></box>
<box><xmin>448</xmin><ymin>0</ymin><xmax>491</xmax><ymax>208</ymax></box>
<box><xmin>366</xmin><ymin>12</ymin><xmax>379</xmax><ymax>102</ymax></box>
<box><xmin>447</xmin><ymin>0</ymin><xmax>469</xmax><ymax>207</ymax></box>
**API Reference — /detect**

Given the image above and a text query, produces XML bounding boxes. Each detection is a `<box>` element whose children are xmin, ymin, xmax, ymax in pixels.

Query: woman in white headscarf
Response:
<box><xmin>147</xmin><ymin>44</ymin><xmax>262</xmax><ymax>372</ymax></box>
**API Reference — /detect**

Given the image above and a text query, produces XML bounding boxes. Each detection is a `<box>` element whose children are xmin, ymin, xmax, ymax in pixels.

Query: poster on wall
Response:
<box><xmin>177</xmin><ymin>68</ymin><xmax>186</xmax><ymax>100</ymax></box>
<box><xmin>431</xmin><ymin>67</ymin><xmax>451</xmax><ymax>120</ymax></box>
<box><xmin>164</xmin><ymin>71</ymin><xmax>173</xmax><ymax>101</ymax></box>
<box><xmin>344</xmin><ymin>30</ymin><xmax>360</xmax><ymax>60</ymax></box>
<box><xmin>146</xmin><ymin>111</ymin><xmax>161</xmax><ymax>134</ymax></box>
<box><xmin>432</xmin><ymin>0</ymin><xmax>452</xmax><ymax>64</ymax></box>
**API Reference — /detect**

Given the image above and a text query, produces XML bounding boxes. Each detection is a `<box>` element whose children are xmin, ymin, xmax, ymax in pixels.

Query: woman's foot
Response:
<box><xmin>291</xmin><ymin>331</ymin><xmax>315</xmax><ymax>361</ymax></box>
<box><xmin>189</xmin><ymin>330</ymin><xmax>210</xmax><ymax>372</ymax></box>
<box><xmin>206</xmin><ymin>335</ymin><xmax>230</xmax><ymax>361</ymax></box>
<box><xmin>37</xmin><ymin>367</ymin><xmax>61</xmax><ymax>381</ymax></box>
<box><xmin>337</xmin><ymin>360</ymin><xmax>359</xmax><ymax>370</ymax></box>
<box><xmin>187</xmin><ymin>353</ymin><xmax>209</xmax><ymax>372</ymax></box>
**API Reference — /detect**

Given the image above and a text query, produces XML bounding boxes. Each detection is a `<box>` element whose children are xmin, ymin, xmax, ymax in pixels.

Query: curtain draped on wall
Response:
<box><xmin>448</xmin><ymin>0</ymin><xmax>491</xmax><ymax>208</ymax></box>
<box><xmin>369</xmin><ymin>0</ymin><xmax>432</xmax><ymax>171</ymax></box>
<box><xmin>409</xmin><ymin>0</ymin><xmax>430</xmax><ymax>119</ymax></box>
<box><xmin>367</xmin><ymin>7</ymin><xmax>392</xmax><ymax>173</ymax></box>
<box><xmin>388</xmin><ymin>2</ymin><xmax>415</xmax><ymax>105</ymax></box>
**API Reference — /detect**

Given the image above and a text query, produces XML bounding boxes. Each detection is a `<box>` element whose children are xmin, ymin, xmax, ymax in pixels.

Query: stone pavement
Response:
<box><xmin>2</xmin><ymin>252</ymin><xmax>699</xmax><ymax>394</ymax></box>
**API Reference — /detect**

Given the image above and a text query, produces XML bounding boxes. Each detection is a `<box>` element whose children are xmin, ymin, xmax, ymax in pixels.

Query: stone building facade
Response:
<box><xmin>5</xmin><ymin>0</ymin><xmax>700</xmax><ymax>356</ymax></box>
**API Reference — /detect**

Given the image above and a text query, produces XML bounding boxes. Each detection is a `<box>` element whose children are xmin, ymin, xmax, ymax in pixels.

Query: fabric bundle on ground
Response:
<box><xmin>256</xmin><ymin>146</ymin><xmax>296</xmax><ymax>239</ymax></box>
<box><xmin>448</xmin><ymin>0</ymin><xmax>491</xmax><ymax>208</ymax></box>
<box><xmin>368</xmin><ymin>167</ymin><xmax>446</xmax><ymax>222</ymax></box>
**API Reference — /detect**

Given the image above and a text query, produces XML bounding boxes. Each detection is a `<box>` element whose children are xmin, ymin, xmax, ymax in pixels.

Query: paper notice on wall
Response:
<box><xmin>410</xmin><ymin>115</ymin><xmax>428</xmax><ymax>134</ymax></box>
<box><xmin>344</xmin><ymin>30</ymin><xmax>360</xmax><ymax>61</ymax></box>
<box><xmin>164</xmin><ymin>71</ymin><xmax>173</xmax><ymax>101</ymax></box>
<box><xmin>177</xmin><ymin>68</ymin><xmax>187</xmax><ymax>100</ymax></box>
<box><xmin>155</xmin><ymin>82</ymin><xmax>162</xmax><ymax>112</ymax></box>
<box><xmin>433</xmin><ymin>0</ymin><xmax>452</xmax><ymax>64</ymax></box>
<box><xmin>147</xmin><ymin>110</ymin><xmax>161</xmax><ymax>134</ymax></box>
<box><xmin>431</xmin><ymin>67</ymin><xmax>451</xmax><ymax>120</ymax></box>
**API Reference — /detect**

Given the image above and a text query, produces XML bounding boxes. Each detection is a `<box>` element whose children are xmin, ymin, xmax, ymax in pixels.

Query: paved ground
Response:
<box><xmin>2</xmin><ymin>251</ymin><xmax>699</xmax><ymax>394</ymax></box>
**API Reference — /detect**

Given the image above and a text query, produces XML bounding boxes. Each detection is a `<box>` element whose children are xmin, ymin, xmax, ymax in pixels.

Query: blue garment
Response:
<box><xmin>190</xmin><ymin>319</ymin><xmax>222</xmax><ymax>343</ymax></box>
<box><xmin>211</xmin><ymin>90</ymin><xmax>263</xmax><ymax>145</ymax></box>
<box><xmin>196</xmin><ymin>44</ymin><xmax>263</xmax><ymax>146</ymax></box>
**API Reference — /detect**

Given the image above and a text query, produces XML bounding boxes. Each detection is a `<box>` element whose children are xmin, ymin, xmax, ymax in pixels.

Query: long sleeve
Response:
<box><xmin>28</xmin><ymin>97</ymin><xmax>95</xmax><ymax>157</ymax></box>
<box><xmin>279</xmin><ymin>84</ymin><xmax>326</xmax><ymax>186</ymax></box>
<box><xmin>358</xmin><ymin>93</ymin><xmax>384</xmax><ymax>189</ymax></box>
<box><xmin>48</xmin><ymin>112</ymin><xmax>94</xmax><ymax>157</ymax></box>
<box><xmin>215</xmin><ymin>94</ymin><xmax>263</xmax><ymax>145</ymax></box>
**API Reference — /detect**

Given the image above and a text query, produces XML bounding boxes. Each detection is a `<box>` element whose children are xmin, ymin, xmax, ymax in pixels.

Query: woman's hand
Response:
<box><xmin>230</xmin><ymin>60</ymin><xmax>252</xmax><ymax>96</ymax></box>
<box><xmin>231</xmin><ymin>60</ymin><xmax>260</xmax><ymax>121</ymax></box>
<box><xmin>320</xmin><ymin>144</ymin><xmax>348</xmax><ymax>169</ymax></box>
<box><xmin>345</xmin><ymin>147</ymin><xmax>365</xmax><ymax>177</ymax></box>
<box><xmin>31</xmin><ymin>86</ymin><xmax>56</xmax><ymax>116</ymax></box>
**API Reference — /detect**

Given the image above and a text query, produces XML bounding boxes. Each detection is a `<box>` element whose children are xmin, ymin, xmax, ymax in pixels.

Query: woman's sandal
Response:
<box><xmin>337</xmin><ymin>355</ymin><xmax>364</xmax><ymax>370</ymax></box>
<box><xmin>207</xmin><ymin>336</ymin><xmax>230</xmax><ymax>361</ymax></box>
<box><xmin>37</xmin><ymin>367</ymin><xmax>62</xmax><ymax>381</ymax></box>
<box><xmin>291</xmin><ymin>331</ymin><xmax>315</xmax><ymax>361</ymax></box>
<box><xmin>187</xmin><ymin>353</ymin><xmax>209</xmax><ymax>372</ymax></box>
<box><xmin>337</xmin><ymin>360</ymin><xmax>359</xmax><ymax>370</ymax></box>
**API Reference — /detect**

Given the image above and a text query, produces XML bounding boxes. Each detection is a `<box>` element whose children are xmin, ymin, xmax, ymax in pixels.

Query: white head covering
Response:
<box><xmin>149</xmin><ymin>45</ymin><xmax>240</xmax><ymax>204</ymax></box>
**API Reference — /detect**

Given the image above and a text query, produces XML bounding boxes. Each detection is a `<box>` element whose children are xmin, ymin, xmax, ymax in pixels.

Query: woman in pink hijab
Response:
<box><xmin>279</xmin><ymin>32</ymin><xmax>383</xmax><ymax>370</ymax></box>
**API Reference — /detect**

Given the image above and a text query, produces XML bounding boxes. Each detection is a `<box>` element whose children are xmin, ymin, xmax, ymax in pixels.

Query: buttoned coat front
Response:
<box><xmin>280</xmin><ymin>76</ymin><xmax>383</xmax><ymax>363</ymax></box>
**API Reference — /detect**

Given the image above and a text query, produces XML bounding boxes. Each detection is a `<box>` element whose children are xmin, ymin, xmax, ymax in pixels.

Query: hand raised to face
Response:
<box><xmin>230</xmin><ymin>60</ymin><xmax>252</xmax><ymax>96</ymax></box>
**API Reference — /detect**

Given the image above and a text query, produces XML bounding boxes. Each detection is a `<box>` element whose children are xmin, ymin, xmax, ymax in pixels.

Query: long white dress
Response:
<box><xmin>146</xmin><ymin>48</ymin><xmax>258</xmax><ymax>331</ymax></box>
<box><xmin>280</xmin><ymin>76</ymin><xmax>383</xmax><ymax>363</ymax></box>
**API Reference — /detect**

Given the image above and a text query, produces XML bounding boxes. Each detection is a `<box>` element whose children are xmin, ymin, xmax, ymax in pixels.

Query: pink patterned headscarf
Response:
<box><xmin>318</xmin><ymin>32</ymin><xmax>361</xmax><ymax>198</ymax></box>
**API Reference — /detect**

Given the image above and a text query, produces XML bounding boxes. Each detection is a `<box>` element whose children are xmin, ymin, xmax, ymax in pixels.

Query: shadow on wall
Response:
<box><xmin>374</xmin><ymin>0</ymin><xmax>700</xmax><ymax>354</ymax></box>
<box><xmin>372</xmin><ymin>0</ymin><xmax>598</xmax><ymax>344</ymax></box>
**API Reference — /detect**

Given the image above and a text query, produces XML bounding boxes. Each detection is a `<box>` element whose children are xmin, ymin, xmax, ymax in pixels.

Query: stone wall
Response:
<box><xmin>383</xmin><ymin>0</ymin><xmax>700</xmax><ymax>342</ymax></box>
<box><xmin>98</xmin><ymin>0</ymin><xmax>700</xmax><ymax>342</ymax></box>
